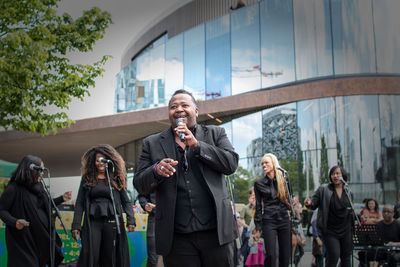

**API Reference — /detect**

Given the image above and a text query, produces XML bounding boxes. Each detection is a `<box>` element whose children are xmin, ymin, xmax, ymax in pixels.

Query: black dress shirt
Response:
<box><xmin>254</xmin><ymin>176</ymin><xmax>289</xmax><ymax>230</ymax></box>
<box><xmin>173</xmin><ymin>126</ymin><xmax>217</xmax><ymax>233</ymax></box>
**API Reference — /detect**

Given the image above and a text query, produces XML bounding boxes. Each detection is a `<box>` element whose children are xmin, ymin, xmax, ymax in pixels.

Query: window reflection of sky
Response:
<box><xmin>260</xmin><ymin>0</ymin><xmax>295</xmax><ymax>88</ymax></box>
<box><xmin>232</xmin><ymin>112</ymin><xmax>262</xmax><ymax>166</ymax></box>
<box><xmin>331</xmin><ymin>0</ymin><xmax>376</xmax><ymax>75</ymax></box>
<box><xmin>231</xmin><ymin>4</ymin><xmax>261</xmax><ymax>95</ymax></box>
<box><xmin>184</xmin><ymin>25</ymin><xmax>205</xmax><ymax>100</ymax></box>
<box><xmin>374</xmin><ymin>0</ymin><xmax>400</xmax><ymax>73</ymax></box>
<box><xmin>165</xmin><ymin>34</ymin><xmax>184</xmax><ymax>100</ymax></box>
<box><xmin>294</xmin><ymin>0</ymin><xmax>333</xmax><ymax>80</ymax></box>
<box><xmin>379</xmin><ymin>95</ymin><xmax>400</xmax><ymax>147</ymax></box>
<box><xmin>206</xmin><ymin>15</ymin><xmax>231</xmax><ymax>99</ymax></box>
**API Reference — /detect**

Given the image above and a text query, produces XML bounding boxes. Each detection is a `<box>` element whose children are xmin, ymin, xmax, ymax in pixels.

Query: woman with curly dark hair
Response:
<box><xmin>71</xmin><ymin>144</ymin><xmax>135</xmax><ymax>267</ymax></box>
<box><xmin>0</xmin><ymin>155</ymin><xmax>71</xmax><ymax>267</ymax></box>
<box><xmin>360</xmin><ymin>198</ymin><xmax>382</xmax><ymax>225</ymax></box>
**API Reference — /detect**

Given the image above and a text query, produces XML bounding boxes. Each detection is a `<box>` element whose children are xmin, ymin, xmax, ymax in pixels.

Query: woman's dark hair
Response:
<box><xmin>328</xmin><ymin>165</ymin><xmax>348</xmax><ymax>183</ymax></box>
<box><xmin>81</xmin><ymin>144</ymin><xmax>127</xmax><ymax>190</ymax></box>
<box><xmin>367</xmin><ymin>198</ymin><xmax>380</xmax><ymax>213</ymax></box>
<box><xmin>10</xmin><ymin>155</ymin><xmax>42</xmax><ymax>186</ymax></box>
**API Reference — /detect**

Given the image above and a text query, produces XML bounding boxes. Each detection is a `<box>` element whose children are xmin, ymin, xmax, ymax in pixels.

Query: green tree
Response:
<box><xmin>320</xmin><ymin>135</ymin><xmax>330</xmax><ymax>184</ymax></box>
<box><xmin>231</xmin><ymin>165</ymin><xmax>255</xmax><ymax>203</ymax></box>
<box><xmin>280</xmin><ymin>157</ymin><xmax>300</xmax><ymax>196</ymax></box>
<box><xmin>0</xmin><ymin>0</ymin><xmax>112</xmax><ymax>135</ymax></box>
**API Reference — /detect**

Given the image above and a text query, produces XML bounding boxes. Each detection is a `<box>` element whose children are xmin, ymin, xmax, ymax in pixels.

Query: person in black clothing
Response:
<box><xmin>134</xmin><ymin>89</ymin><xmax>239</xmax><ymax>267</ymax></box>
<box><xmin>304</xmin><ymin>166</ymin><xmax>353</xmax><ymax>267</ymax></box>
<box><xmin>0</xmin><ymin>155</ymin><xmax>71</xmax><ymax>267</ymax></box>
<box><xmin>71</xmin><ymin>144</ymin><xmax>136</xmax><ymax>267</ymax></box>
<box><xmin>138</xmin><ymin>192</ymin><xmax>159</xmax><ymax>267</ymax></box>
<box><xmin>375</xmin><ymin>205</ymin><xmax>400</xmax><ymax>266</ymax></box>
<box><xmin>393</xmin><ymin>192</ymin><xmax>400</xmax><ymax>219</ymax></box>
<box><xmin>254</xmin><ymin>153</ymin><xmax>291</xmax><ymax>267</ymax></box>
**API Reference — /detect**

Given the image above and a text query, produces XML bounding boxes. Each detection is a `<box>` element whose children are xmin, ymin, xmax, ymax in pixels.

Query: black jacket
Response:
<box><xmin>0</xmin><ymin>182</ymin><xmax>64</xmax><ymax>267</ymax></box>
<box><xmin>134</xmin><ymin>124</ymin><xmax>239</xmax><ymax>255</ymax></box>
<box><xmin>308</xmin><ymin>183</ymin><xmax>353</xmax><ymax>234</ymax></box>
<box><xmin>71</xmin><ymin>180</ymin><xmax>135</xmax><ymax>267</ymax></box>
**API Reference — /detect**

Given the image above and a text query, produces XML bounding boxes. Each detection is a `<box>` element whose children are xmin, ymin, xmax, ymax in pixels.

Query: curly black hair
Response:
<box><xmin>81</xmin><ymin>144</ymin><xmax>127</xmax><ymax>190</ymax></box>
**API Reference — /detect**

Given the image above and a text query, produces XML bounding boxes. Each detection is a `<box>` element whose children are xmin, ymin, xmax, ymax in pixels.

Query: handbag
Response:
<box><xmin>296</xmin><ymin>233</ymin><xmax>307</xmax><ymax>247</ymax></box>
<box><xmin>312</xmin><ymin>238</ymin><xmax>323</xmax><ymax>256</ymax></box>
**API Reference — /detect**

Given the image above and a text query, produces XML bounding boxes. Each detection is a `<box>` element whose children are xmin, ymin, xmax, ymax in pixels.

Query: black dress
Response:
<box><xmin>0</xmin><ymin>182</ymin><xmax>64</xmax><ymax>267</ymax></box>
<box><xmin>71</xmin><ymin>179</ymin><xmax>135</xmax><ymax>267</ymax></box>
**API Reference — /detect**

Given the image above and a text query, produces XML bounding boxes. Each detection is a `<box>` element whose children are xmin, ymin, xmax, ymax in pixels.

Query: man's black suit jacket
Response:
<box><xmin>134</xmin><ymin>124</ymin><xmax>239</xmax><ymax>256</ymax></box>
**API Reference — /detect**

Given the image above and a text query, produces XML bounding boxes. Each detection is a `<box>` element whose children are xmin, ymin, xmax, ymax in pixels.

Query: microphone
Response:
<box><xmin>30</xmin><ymin>163</ymin><xmax>43</xmax><ymax>171</ymax></box>
<box><xmin>176</xmin><ymin>118</ymin><xmax>186</xmax><ymax>143</ymax></box>
<box><xmin>98</xmin><ymin>157</ymin><xmax>112</xmax><ymax>164</ymax></box>
<box><xmin>339</xmin><ymin>177</ymin><xmax>348</xmax><ymax>186</ymax></box>
<box><xmin>277</xmin><ymin>166</ymin><xmax>287</xmax><ymax>174</ymax></box>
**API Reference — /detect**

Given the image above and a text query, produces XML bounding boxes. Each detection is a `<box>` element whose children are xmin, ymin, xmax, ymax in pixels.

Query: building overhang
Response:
<box><xmin>0</xmin><ymin>75</ymin><xmax>399</xmax><ymax>177</ymax></box>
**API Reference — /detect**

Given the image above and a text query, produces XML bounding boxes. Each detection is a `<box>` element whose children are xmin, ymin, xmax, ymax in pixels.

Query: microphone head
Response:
<box><xmin>176</xmin><ymin>117</ymin><xmax>185</xmax><ymax>126</ymax></box>
<box><xmin>29</xmin><ymin>163</ymin><xmax>43</xmax><ymax>171</ymax></box>
<box><xmin>98</xmin><ymin>157</ymin><xmax>112</xmax><ymax>164</ymax></box>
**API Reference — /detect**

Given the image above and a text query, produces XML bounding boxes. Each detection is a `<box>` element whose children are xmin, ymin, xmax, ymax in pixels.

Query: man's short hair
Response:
<box><xmin>169</xmin><ymin>89</ymin><xmax>198</xmax><ymax>107</ymax></box>
<box><xmin>383</xmin><ymin>205</ymin><xmax>394</xmax><ymax>212</ymax></box>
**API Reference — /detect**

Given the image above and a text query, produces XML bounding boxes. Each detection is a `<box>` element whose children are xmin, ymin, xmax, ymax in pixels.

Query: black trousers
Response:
<box><xmin>146</xmin><ymin>235</ymin><xmax>158</xmax><ymax>267</ymax></box>
<box><xmin>261</xmin><ymin>218</ymin><xmax>291</xmax><ymax>267</ymax></box>
<box><xmin>323</xmin><ymin>231</ymin><xmax>352</xmax><ymax>267</ymax></box>
<box><xmin>163</xmin><ymin>229</ymin><xmax>234</xmax><ymax>267</ymax></box>
<box><xmin>89</xmin><ymin>218</ymin><xmax>117</xmax><ymax>267</ymax></box>
<box><xmin>146</xmin><ymin>215</ymin><xmax>158</xmax><ymax>267</ymax></box>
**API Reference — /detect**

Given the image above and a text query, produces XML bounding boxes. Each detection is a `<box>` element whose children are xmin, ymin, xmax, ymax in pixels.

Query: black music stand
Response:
<box><xmin>353</xmin><ymin>224</ymin><xmax>384</xmax><ymax>266</ymax></box>
<box><xmin>353</xmin><ymin>224</ymin><xmax>382</xmax><ymax>247</ymax></box>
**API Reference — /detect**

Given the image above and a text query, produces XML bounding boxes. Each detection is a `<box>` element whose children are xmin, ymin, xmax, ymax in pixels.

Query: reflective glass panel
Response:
<box><xmin>373</xmin><ymin>0</ymin><xmax>400</xmax><ymax>73</ymax></box>
<box><xmin>379</xmin><ymin>95</ymin><xmax>400</xmax><ymax>147</ymax></box>
<box><xmin>136</xmin><ymin>51</ymin><xmax>151</xmax><ymax>109</ymax></box>
<box><xmin>115</xmin><ymin>71</ymin><xmax>125</xmax><ymax>112</ymax></box>
<box><xmin>205</xmin><ymin>15</ymin><xmax>231</xmax><ymax>100</ymax></box>
<box><xmin>231</xmin><ymin>4</ymin><xmax>261</xmax><ymax>95</ymax></box>
<box><xmin>260</xmin><ymin>0</ymin><xmax>295</xmax><ymax>87</ymax></box>
<box><xmin>297</xmin><ymin>99</ymin><xmax>321</xmax><ymax>151</ymax></box>
<box><xmin>261</xmin><ymin>103</ymin><xmax>297</xmax><ymax>159</ymax></box>
<box><xmin>149</xmin><ymin>44</ymin><xmax>166</xmax><ymax>107</ymax></box>
<box><xmin>379</xmin><ymin>95</ymin><xmax>400</xmax><ymax>203</ymax></box>
<box><xmin>293</xmin><ymin>0</ymin><xmax>333</xmax><ymax>80</ymax></box>
<box><xmin>335</xmin><ymin>95</ymin><xmax>381</xmax><ymax>185</ymax></box>
<box><xmin>183</xmin><ymin>25</ymin><xmax>205</xmax><ymax>100</ymax></box>
<box><xmin>165</xmin><ymin>34</ymin><xmax>184</xmax><ymax>101</ymax></box>
<box><xmin>331</xmin><ymin>0</ymin><xmax>376</xmax><ymax>75</ymax></box>
<box><xmin>232</xmin><ymin>112</ymin><xmax>262</xmax><ymax>174</ymax></box>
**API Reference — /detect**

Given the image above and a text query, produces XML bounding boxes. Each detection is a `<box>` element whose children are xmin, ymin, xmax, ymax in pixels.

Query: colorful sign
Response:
<box><xmin>0</xmin><ymin>212</ymin><xmax>149</xmax><ymax>266</ymax></box>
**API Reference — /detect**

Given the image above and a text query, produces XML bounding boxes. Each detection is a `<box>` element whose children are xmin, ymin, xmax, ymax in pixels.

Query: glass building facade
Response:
<box><xmin>116</xmin><ymin>0</ymin><xmax>400</xmax><ymax>204</ymax></box>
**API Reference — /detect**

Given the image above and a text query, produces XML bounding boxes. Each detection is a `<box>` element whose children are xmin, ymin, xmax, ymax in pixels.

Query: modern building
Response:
<box><xmin>1</xmin><ymin>0</ymin><xmax>400</xmax><ymax>205</ymax></box>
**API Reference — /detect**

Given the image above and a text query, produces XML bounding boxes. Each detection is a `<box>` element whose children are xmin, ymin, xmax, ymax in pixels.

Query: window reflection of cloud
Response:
<box><xmin>374</xmin><ymin>0</ymin><xmax>400</xmax><ymax>72</ymax></box>
<box><xmin>333</xmin><ymin>0</ymin><xmax>375</xmax><ymax>74</ymax></box>
<box><xmin>294</xmin><ymin>0</ymin><xmax>333</xmax><ymax>79</ymax></box>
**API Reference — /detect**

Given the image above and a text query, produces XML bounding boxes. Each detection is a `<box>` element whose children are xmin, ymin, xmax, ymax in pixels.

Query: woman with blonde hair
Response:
<box><xmin>253</xmin><ymin>153</ymin><xmax>290</xmax><ymax>267</ymax></box>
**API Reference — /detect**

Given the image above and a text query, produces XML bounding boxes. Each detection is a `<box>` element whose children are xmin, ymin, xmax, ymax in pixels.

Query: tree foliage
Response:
<box><xmin>0</xmin><ymin>0</ymin><xmax>112</xmax><ymax>135</ymax></box>
<box><xmin>231</xmin><ymin>165</ymin><xmax>257</xmax><ymax>203</ymax></box>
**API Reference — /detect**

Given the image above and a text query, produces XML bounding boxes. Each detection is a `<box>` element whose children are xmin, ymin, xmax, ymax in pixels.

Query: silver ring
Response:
<box><xmin>160</xmin><ymin>165</ymin><xmax>164</xmax><ymax>170</ymax></box>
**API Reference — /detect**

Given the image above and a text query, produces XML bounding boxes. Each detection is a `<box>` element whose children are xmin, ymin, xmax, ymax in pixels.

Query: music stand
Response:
<box><xmin>353</xmin><ymin>224</ymin><xmax>382</xmax><ymax>247</ymax></box>
<box><xmin>353</xmin><ymin>224</ymin><xmax>384</xmax><ymax>265</ymax></box>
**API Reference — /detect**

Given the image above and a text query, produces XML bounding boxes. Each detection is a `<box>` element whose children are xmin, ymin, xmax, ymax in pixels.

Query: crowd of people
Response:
<box><xmin>0</xmin><ymin>89</ymin><xmax>399</xmax><ymax>267</ymax></box>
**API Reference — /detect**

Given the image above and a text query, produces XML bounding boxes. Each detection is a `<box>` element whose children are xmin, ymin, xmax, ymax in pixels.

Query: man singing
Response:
<box><xmin>134</xmin><ymin>89</ymin><xmax>239</xmax><ymax>267</ymax></box>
